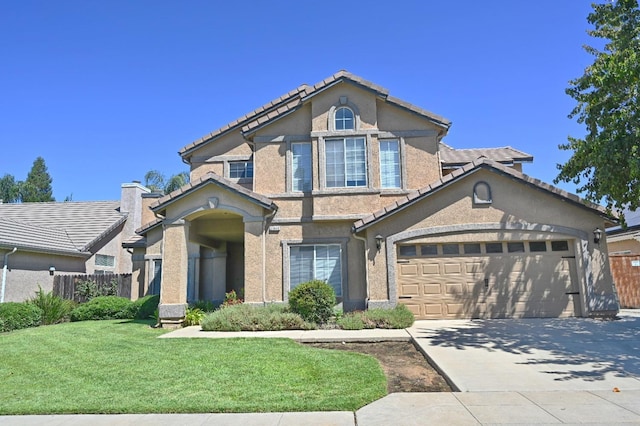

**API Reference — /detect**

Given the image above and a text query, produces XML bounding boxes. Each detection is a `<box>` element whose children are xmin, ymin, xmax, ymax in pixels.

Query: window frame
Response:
<box><xmin>291</xmin><ymin>142</ymin><xmax>312</xmax><ymax>192</ymax></box>
<box><xmin>228</xmin><ymin>161</ymin><xmax>254</xmax><ymax>180</ymax></box>
<box><xmin>334</xmin><ymin>106</ymin><xmax>355</xmax><ymax>131</ymax></box>
<box><xmin>324</xmin><ymin>137</ymin><xmax>368</xmax><ymax>188</ymax></box>
<box><xmin>288</xmin><ymin>243</ymin><xmax>343</xmax><ymax>298</ymax></box>
<box><xmin>379</xmin><ymin>139</ymin><xmax>402</xmax><ymax>189</ymax></box>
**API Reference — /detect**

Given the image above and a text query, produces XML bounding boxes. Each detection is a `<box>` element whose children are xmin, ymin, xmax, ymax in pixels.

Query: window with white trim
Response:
<box><xmin>325</xmin><ymin>137</ymin><xmax>367</xmax><ymax>188</ymax></box>
<box><xmin>229</xmin><ymin>161</ymin><xmax>253</xmax><ymax>179</ymax></box>
<box><xmin>291</xmin><ymin>143</ymin><xmax>312</xmax><ymax>192</ymax></box>
<box><xmin>95</xmin><ymin>254</ymin><xmax>115</xmax><ymax>268</ymax></box>
<box><xmin>379</xmin><ymin>139</ymin><xmax>401</xmax><ymax>188</ymax></box>
<box><xmin>289</xmin><ymin>244</ymin><xmax>342</xmax><ymax>297</ymax></box>
<box><xmin>334</xmin><ymin>107</ymin><xmax>354</xmax><ymax>130</ymax></box>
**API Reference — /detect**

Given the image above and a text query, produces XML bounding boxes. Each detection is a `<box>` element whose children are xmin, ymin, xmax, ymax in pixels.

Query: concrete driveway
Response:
<box><xmin>407</xmin><ymin>310</ymin><xmax>640</xmax><ymax>392</ymax></box>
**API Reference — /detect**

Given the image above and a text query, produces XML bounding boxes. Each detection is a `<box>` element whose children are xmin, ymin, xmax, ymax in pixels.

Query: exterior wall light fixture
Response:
<box><xmin>375</xmin><ymin>235</ymin><xmax>384</xmax><ymax>251</ymax></box>
<box><xmin>49</xmin><ymin>266</ymin><xmax>56</xmax><ymax>276</ymax></box>
<box><xmin>593</xmin><ymin>228</ymin><xmax>602</xmax><ymax>245</ymax></box>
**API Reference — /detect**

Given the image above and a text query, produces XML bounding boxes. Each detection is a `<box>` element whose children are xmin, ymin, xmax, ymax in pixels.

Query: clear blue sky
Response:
<box><xmin>1</xmin><ymin>0</ymin><xmax>598</xmax><ymax>202</ymax></box>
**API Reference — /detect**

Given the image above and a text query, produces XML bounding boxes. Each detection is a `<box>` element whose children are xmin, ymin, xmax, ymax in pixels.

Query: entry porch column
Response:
<box><xmin>159</xmin><ymin>219</ymin><xmax>190</xmax><ymax>327</ymax></box>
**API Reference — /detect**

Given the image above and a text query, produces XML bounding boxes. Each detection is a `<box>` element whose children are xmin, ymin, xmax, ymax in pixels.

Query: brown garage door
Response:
<box><xmin>397</xmin><ymin>240</ymin><xmax>581</xmax><ymax>319</ymax></box>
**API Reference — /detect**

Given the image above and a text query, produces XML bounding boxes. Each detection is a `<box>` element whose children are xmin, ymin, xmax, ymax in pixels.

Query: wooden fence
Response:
<box><xmin>609</xmin><ymin>254</ymin><xmax>640</xmax><ymax>308</ymax></box>
<box><xmin>53</xmin><ymin>273</ymin><xmax>132</xmax><ymax>303</ymax></box>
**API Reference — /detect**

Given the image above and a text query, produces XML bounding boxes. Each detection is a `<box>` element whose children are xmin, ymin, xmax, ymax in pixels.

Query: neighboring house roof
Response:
<box><xmin>121</xmin><ymin>234</ymin><xmax>147</xmax><ymax>249</ymax></box>
<box><xmin>143</xmin><ymin>173</ymin><xmax>277</xmax><ymax>229</ymax></box>
<box><xmin>606</xmin><ymin>223</ymin><xmax>640</xmax><ymax>243</ymax></box>
<box><xmin>439</xmin><ymin>143</ymin><xmax>533</xmax><ymax>167</ymax></box>
<box><xmin>353</xmin><ymin>158</ymin><xmax>615</xmax><ymax>233</ymax></box>
<box><xmin>178</xmin><ymin>70</ymin><xmax>452</xmax><ymax>160</ymax></box>
<box><xmin>0</xmin><ymin>201</ymin><xmax>126</xmax><ymax>256</ymax></box>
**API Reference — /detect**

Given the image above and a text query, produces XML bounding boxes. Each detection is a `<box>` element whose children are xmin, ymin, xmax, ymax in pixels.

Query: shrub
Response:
<box><xmin>288</xmin><ymin>280</ymin><xmax>336</xmax><ymax>324</ymax></box>
<box><xmin>75</xmin><ymin>278</ymin><xmax>118</xmax><ymax>301</ymax></box>
<box><xmin>221</xmin><ymin>290</ymin><xmax>243</xmax><ymax>308</ymax></box>
<box><xmin>70</xmin><ymin>296</ymin><xmax>135</xmax><ymax>321</ymax></box>
<box><xmin>28</xmin><ymin>286</ymin><xmax>74</xmax><ymax>325</ymax></box>
<box><xmin>191</xmin><ymin>300</ymin><xmax>217</xmax><ymax>312</ymax></box>
<box><xmin>364</xmin><ymin>305</ymin><xmax>415</xmax><ymax>329</ymax></box>
<box><xmin>337</xmin><ymin>305</ymin><xmax>415</xmax><ymax>330</ymax></box>
<box><xmin>201</xmin><ymin>304</ymin><xmax>313</xmax><ymax>331</ymax></box>
<box><xmin>336</xmin><ymin>313</ymin><xmax>368</xmax><ymax>330</ymax></box>
<box><xmin>183</xmin><ymin>307</ymin><xmax>205</xmax><ymax>326</ymax></box>
<box><xmin>0</xmin><ymin>302</ymin><xmax>43</xmax><ymax>332</ymax></box>
<box><xmin>132</xmin><ymin>294</ymin><xmax>160</xmax><ymax>320</ymax></box>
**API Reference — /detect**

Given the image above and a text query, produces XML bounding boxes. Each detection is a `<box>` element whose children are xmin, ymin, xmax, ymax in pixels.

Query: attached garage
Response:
<box><xmin>396</xmin><ymin>239</ymin><xmax>581</xmax><ymax>319</ymax></box>
<box><xmin>353</xmin><ymin>159</ymin><xmax>619</xmax><ymax>319</ymax></box>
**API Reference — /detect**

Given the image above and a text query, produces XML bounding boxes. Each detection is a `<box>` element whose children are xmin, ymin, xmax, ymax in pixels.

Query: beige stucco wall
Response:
<box><xmin>359</xmin><ymin>168</ymin><xmax>616</xmax><ymax>316</ymax></box>
<box><xmin>0</xmin><ymin>250</ymin><xmax>86</xmax><ymax>302</ymax></box>
<box><xmin>311</xmin><ymin>83</ymin><xmax>378</xmax><ymax>131</ymax></box>
<box><xmin>608</xmin><ymin>238</ymin><xmax>640</xmax><ymax>254</ymax></box>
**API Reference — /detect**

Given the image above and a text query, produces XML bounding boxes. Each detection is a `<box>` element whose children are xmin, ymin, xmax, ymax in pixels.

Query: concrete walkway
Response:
<box><xmin>3</xmin><ymin>310</ymin><xmax>640</xmax><ymax>424</ymax></box>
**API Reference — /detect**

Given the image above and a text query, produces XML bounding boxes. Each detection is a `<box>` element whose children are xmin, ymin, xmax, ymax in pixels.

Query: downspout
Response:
<box><xmin>353</xmin><ymin>234</ymin><xmax>370</xmax><ymax>309</ymax></box>
<box><xmin>1</xmin><ymin>247</ymin><xmax>17</xmax><ymax>303</ymax></box>
<box><xmin>262</xmin><ymin>208</ymin><xmax>277</xmax><ymax>305</ymax></box>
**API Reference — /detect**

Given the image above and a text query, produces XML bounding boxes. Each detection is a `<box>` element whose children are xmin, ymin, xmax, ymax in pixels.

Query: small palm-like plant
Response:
<box><xmin>28</xmin><ymin>286</ymin><xmax>74</xmax><ymax>325</ymax></box>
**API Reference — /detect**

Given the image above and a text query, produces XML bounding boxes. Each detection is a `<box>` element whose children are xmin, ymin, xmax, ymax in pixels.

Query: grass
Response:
<box><xmin>0</xmin><ymin>320</ymin><xmax>386</xmax><ymax>414</ymax></box>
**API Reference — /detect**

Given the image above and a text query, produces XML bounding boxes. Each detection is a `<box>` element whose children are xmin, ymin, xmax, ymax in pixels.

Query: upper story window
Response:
<box><xmin>325</xmin><ymin>137</ymin><xmax>367</xmax><ymax>188</ymax></box>
<box><xmin>229</xmin><ymin>161</ymin><xmax>253</xmax><ymax>179</ymax></box>
<box><xmin>334</xmin><ymin>107</ymin><xmax>354</xmax><ymax>130</ymax></box>
<box><xmin>95</xmin><ymin>254</ymin><xmax>115</xmax><ymax>268</ymax></box>
<box><xmin>379</xmin><ymin>139</ymin><xmax>401</xmax><ymax>189</ymax></box>
<box><xmin>292</xmin><ymin>143</ymin><xmax>312</xmax><ymax>192</ymax></box>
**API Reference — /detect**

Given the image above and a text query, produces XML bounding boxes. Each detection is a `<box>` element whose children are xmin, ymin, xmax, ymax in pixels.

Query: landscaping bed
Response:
<box><xmin>306</xmin><ymin>341</ymin><xmax>451</xmax><ymax>393</ymax></box>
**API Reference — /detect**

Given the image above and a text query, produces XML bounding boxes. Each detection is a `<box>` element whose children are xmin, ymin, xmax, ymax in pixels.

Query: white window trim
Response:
<box><xmin>281</xmin><ymin>238</ymin><xmax>349</xmax><ymax>302</ymax></box>
<box><xmin>289</xmin><ymin>142</ymin><xmax>312</xmax><ymax>193</ymax></box>
<box><xmin>379</xmin><ymin>138</ymin><xmax>402</xmax><ymax>189</ymax></box>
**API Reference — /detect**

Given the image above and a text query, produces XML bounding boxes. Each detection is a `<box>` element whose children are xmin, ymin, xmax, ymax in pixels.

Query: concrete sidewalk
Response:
<box><xmin>3</xmin><ymin>391</ymin><xmax>640</xmax><ymax>425</ymax></box>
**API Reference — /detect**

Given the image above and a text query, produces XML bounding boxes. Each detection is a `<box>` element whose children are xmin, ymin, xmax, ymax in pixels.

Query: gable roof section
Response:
<box><xmin>353</xmin><ymin>158</ymin><xmax>615</xmax><ymax>233</ymax></box>
<box><xmin>0</xmin><ymin>201</ymin><xmax>126</xmax><ymax>256</ymax></box>
<box><xmin>148</xmin><ymin>172</ymin><xmax>277</xmax><ymax>216</ymax></box>
<box><xmin>439</xmin><ymin>143</ymin><xmax>533</xmax><ymax>167</ymax></box>
<box><xmin>179</xmin><ymin>70</ymin><xmax>452</xmax><ymax>159</ymax></box>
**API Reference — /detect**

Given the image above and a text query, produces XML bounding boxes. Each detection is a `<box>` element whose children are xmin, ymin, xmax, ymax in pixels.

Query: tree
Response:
<box><xmin>0</xmin><ymin>174</ymin><xmax>20</xmax><ymax>203</ymax></box>
<box><xmin>20</xmin><ymin>157</ymin><xmax>55</xmax><ymax>202</ymax></box>
<box><xmin>556</xmin><ymin>0</ymin><xmax>640</xmax><ymax>222</ymax></box>
<box><xmin>144</xmin><ymin>170</ymin><xmax>189</xmax><ymax>194</ymax></box>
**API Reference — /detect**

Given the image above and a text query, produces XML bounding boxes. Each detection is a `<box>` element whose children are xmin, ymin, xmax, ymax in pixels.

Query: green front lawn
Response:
<box><xmin>0</xmin><ymin>320</ymin><xmax>386</xmax><ymax>414</ymax></box>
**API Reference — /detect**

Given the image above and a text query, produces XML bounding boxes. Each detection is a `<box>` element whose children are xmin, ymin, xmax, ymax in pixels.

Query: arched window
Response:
<box><xmin>334</xmin><ymin>107</ymin><xmax>354</xmax><ymax>130</ymax></box>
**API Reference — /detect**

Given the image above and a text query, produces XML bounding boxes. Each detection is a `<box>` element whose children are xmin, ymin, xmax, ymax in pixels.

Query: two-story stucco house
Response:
<box><xmin>127</xmin><ymin>71</ymin><xmax>619</xmax><ymax>326</ymax></box>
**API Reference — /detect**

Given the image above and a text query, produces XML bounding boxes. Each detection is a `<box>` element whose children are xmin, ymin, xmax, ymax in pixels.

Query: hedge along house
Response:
<box><xmin>130</xmin><ymin>71</ymin><xmax>619</xmax><ymax>326</ymax></box>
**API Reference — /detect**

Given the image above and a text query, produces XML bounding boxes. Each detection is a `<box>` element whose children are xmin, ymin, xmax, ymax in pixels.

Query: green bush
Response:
<box><xmin>183</xmin><ymin>307</ymin><xmax>205</xmax><ymax>326</ymax></box>
<box><xmin>70</xmin><ymin>296</ymin><xmax>135</xmax><ymax>322</ymax></box>
<box><xmin>28</xmin><ymin>286</ymin><xmax>74</xmax><ymax>325</ymax></box>
<box><xmin>190</xmin><ymin>300</ymin><xmax>217</xmax><ymax>312</ymax></box>
<box><xmin>0</xmin><ymin>302</ymin><xmax>43</xmax><ymax>332</ymax></box>
<box><xmin>364</xmin><ymin>305</ymin><xmax>415</xmax><ymax>329</ymax></box>
<box><xmin>337</xmin><ymin>305</ymin><xmax>415</xmax><ymax>330</ymax></box>
<box><xmin>201</xmin><ymin>304</ymin><xmax>313</xmax><ymax>331</ymax></box>
<box><xmin>132</xmin><ymin>294</ymin><xmax>160</xmax><ymax>320</ymax></box>
<box><xmin>336</xmin><ymin>313</ymin><xmax>368</xmax><ymax>330</ymax></box>
<box><xmin>74</xmin><ymin>278</ymin><xmax>118</xmax><ymax>301</ymax></box>
<box><xmin>288</xmin><ymin>280</ymin><xmax>336</xmax><ymax>324</ymax></box>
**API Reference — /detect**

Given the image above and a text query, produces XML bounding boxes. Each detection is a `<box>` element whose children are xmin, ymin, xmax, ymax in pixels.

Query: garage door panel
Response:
<box><xmin>397</xmin><ymin>239</ymin><xmax>579</xmax><ymax>320</ymax></box>
<box><xmin>444</xmin><ymin>263</ymin><xmax>462</xmax><ymax>274</ymax></box>
<box><xmin>422</xmin><ymin>264</ymin><xmax>439</xmax><ymax>275</ymax></box>
<box><xmin>423</xmin><ymin>283</ymin><xmax>442</xmax><ymax>294</ymax></box>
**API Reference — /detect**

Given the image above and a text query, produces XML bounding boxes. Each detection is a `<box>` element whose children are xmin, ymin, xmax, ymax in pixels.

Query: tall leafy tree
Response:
<box><xmin>0</xmin><ymin>174</ymin><xmax>20</xmax><ymax>203</ymax></box>
<box><xmin>20</xmin><ymin>157</ymin><xmax>55</xmax><ymax>202</ymax></box>
<box><xmin>555</xmin><ymin>0</ymin><xmax>640</xmax><ymax>222</ymax></box>
<box><xmin>144</xmin><ymin>170</ymin><xmax>189</xmax><ymax>194</ymax></box>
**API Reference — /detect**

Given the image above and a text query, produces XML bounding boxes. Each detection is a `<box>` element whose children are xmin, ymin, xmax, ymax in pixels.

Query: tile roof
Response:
<box><xmin>0</xmin><ymin>201</ymin><xmax>126</xmax><ymax>255</ymax></box>
<box><xmin>178</xmin><ymin>70</ymin><xmax>452</xmax><ymax>159</ymax></box>
<box><xmin>353</xmin><ymin>158</ymin><xmax>615</xmax><ymax>232</ymax></box>
<box><xmin>439</xmin><ymin>143</ymin><xmax>533</xmax><ymax>166</ymax></box>
<box><xmin>147</xmin><ymin>173</ymin><xmax>276</xmax><ymax>218</ymax></box>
